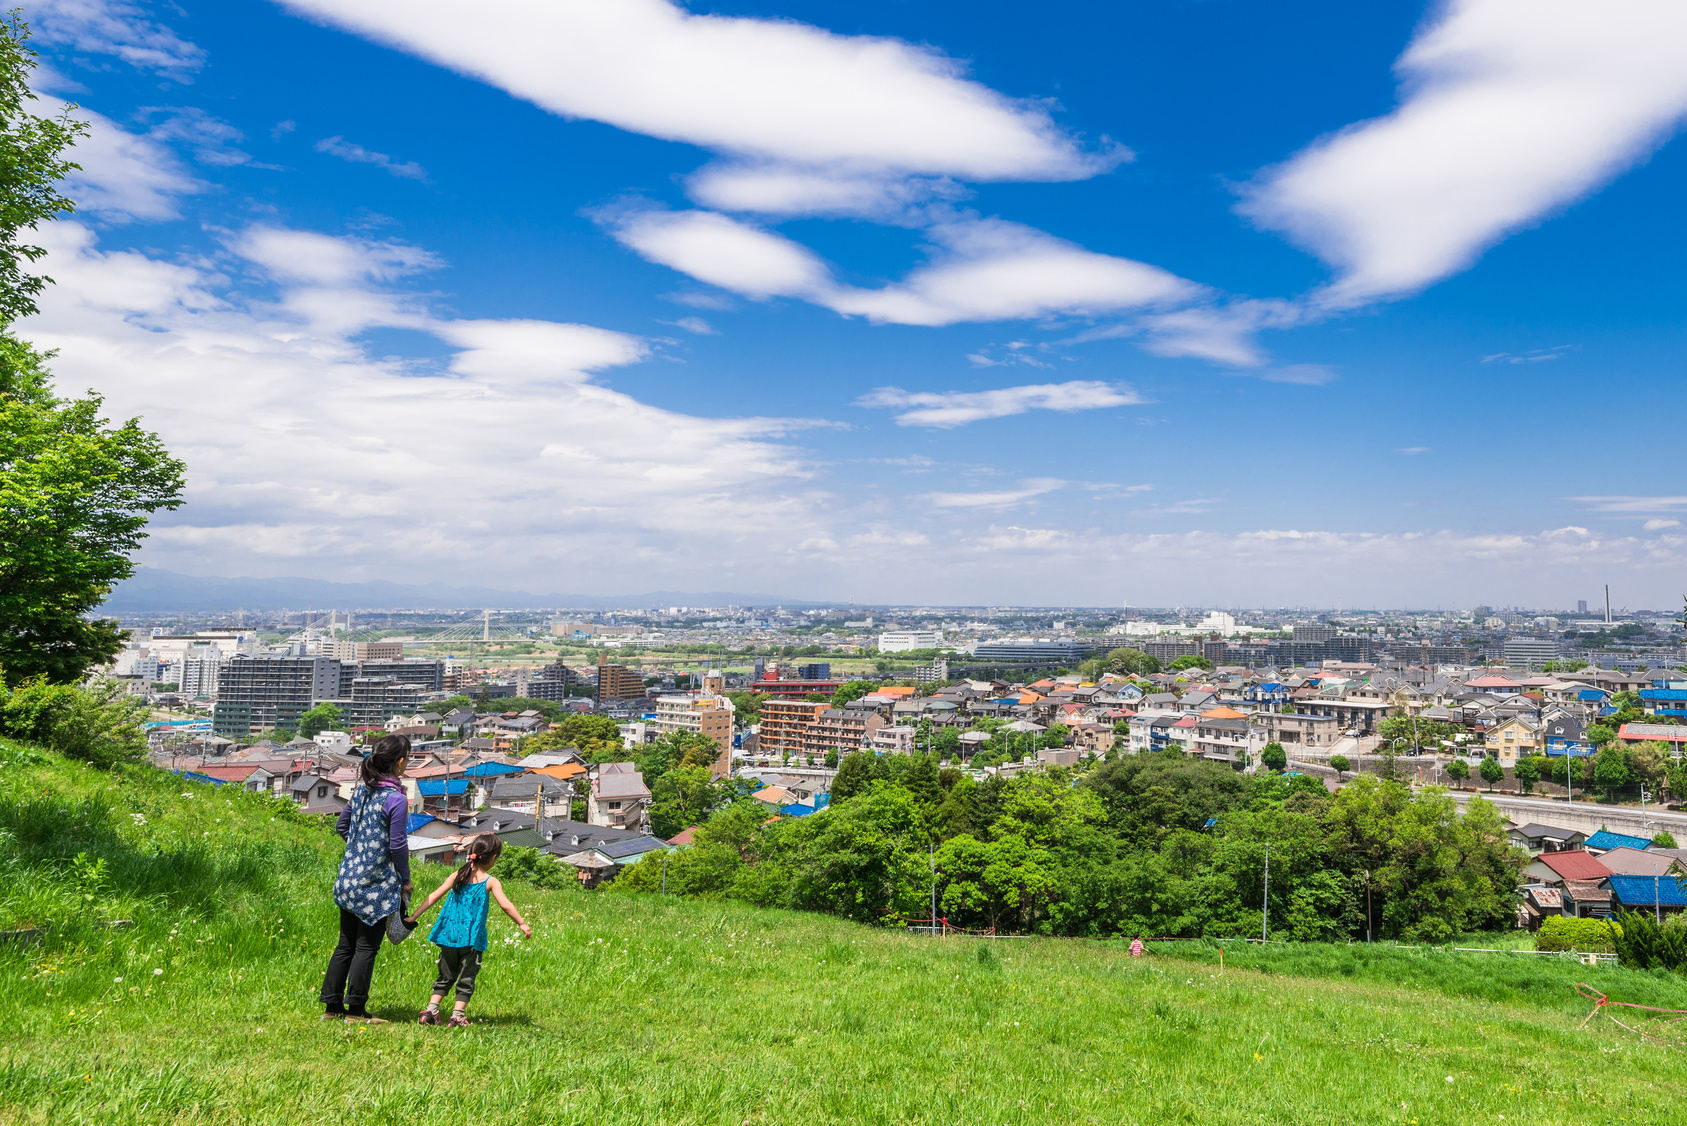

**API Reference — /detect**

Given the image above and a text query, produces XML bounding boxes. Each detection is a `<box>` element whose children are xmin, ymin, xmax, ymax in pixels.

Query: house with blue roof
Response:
<box><xmin>1608</xmin><ymin>873</ymin><xmax>1687</xmax><ymax>914</ymax></box>
<box><xmin>1639</xmin><ymin>679</ymin><xmax>1687</xmax><ymax>719</ymax></box>
<box><xmin>1584</xmin><ymin>829</ymin><xmax>1654</xmax><ymax>854</ymax></box>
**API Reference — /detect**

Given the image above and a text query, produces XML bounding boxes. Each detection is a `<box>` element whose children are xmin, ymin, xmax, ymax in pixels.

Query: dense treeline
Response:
<box><xmin>613</xmin><ymin>749</ymin><xmax>1524</xmax><ymax>941</ymax></box>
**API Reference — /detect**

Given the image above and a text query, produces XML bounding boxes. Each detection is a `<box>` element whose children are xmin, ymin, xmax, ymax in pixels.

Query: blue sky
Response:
<box><xmin>21</xmin><ymin>0</ymin><xmax>1687</xmax><ymax>607</ymax></box>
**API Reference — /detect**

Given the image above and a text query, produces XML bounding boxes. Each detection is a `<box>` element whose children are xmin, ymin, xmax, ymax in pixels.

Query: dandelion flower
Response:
<box><xmin>152</xmin><ymin>968</ymin><xmax>163</xmax><ymax>976</ymax></box>
<box><xmin>113</xmin><ymin>977</ymin><xmax>122</xmax><ymax>983</ymax></box>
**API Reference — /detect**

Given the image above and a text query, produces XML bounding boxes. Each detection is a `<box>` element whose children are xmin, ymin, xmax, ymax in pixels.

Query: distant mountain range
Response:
<box><xmin>99</xmin><ymin>568</ymin><xmax>822</xmax><ymax>612</ymax></box>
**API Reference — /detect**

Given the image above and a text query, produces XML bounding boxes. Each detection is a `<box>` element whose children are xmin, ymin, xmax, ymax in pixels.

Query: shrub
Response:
<box><xmin>491</xmin><ymin>844</ymin><xmax>579</xmax><ymax>891</ymax></box>
<box><xmin>0</xmin><ymin>676</ymin><xmax>145</xmax><ymax>767</ymax></box>
<box><xmin>1536</xmin><ymin>914</ymin><xmax>1621</xmax><ymax>953</ymax></box>
<box><xmin>1610</xmin><ymin>908</ymin><xmax>1687</xmax><ymax>971</ymax></box>
<box><xmin>1653</xmin><ymin>831</ymin><xmax>1678</xmax><ymax>849</ymax></box>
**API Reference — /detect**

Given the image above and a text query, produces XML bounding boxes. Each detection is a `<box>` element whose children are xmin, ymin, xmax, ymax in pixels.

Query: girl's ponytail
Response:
<box><xmin>452</xmin><ymin>832</ymin><xmax>503</xmax><ymax>894</ymax></box>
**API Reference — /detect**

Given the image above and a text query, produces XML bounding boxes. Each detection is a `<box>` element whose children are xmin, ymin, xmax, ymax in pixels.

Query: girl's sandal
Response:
<box><xmin>447</xmin><ymin>1013</ymin><xmax>471</xmax><ymax>1028</ymax></box>
<box><xmin>418</xmin><ymin>1008</ymin><xmax>441</xmax><ymax>1025</ymax></box>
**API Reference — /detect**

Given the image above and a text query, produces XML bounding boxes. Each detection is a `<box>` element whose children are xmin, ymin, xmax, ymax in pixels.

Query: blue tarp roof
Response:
<box><xmin>178</xmin><ymin>770</ymin><xmax>227</xmax><ymax>786</ymax></box>
<box><xmin>1586</xmin><ymin>829</ymin><xmax>1653</xmax><ymax>852</ymax></box>
<box><xmin>458</xmin><ymin>762</ymin><xmax>525</xmax><ymax>778</ymax></box>
<box><xmin>406</xmin><ymin>812</ymin><xmax>437</xmax><ymax>833</ymax></box>
<box><xmin>1609</xmin><ymin>874</ymin><xmax>1687</xmax><ymax>907</ymax></box>
<box><xmin>1640</xmin><ymin>689</ymin><xmax>1687</xmax><ymax>701</ymax></box>
<box><xmin>1577</xmin><ymin>689</ymin><xmax>1607</xmax><ymax>701</ymax></box>
<box><xmin>780</xmin><ymin>802</ymin><xmax>816</xmax><ymax>817</ymax></box>
<box><xmin>418</xmin><ymin>780</ymin><xmax>470</xmax><ymax>795</ymax></box>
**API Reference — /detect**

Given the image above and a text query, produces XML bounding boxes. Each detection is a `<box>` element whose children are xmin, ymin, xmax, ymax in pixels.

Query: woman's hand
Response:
<box><xmin>519</xmin><ymin>922</ymin><xmax>532</xmax><ymax>939</ymax></box>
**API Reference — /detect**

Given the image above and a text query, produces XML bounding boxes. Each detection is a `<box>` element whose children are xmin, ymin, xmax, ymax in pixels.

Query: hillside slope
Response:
<box><xmin>2</xmin><ymin>742</ymin><xmax>1683</xmax><ymax>1125</ymax></box>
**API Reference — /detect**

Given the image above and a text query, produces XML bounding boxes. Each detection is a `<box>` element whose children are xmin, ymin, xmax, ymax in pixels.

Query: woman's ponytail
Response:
<box><xmin>451</xmin><ymin>832</ymin><xmax>503</xmax><ymax>894</ymax></box>
<box><xmin>360</xmin><ymin>734</ymin><xmax>410</xmax><ymax>786</ymax></box>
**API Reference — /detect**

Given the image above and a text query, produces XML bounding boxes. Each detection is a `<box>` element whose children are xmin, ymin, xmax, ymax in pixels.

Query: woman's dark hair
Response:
<box><xmin>453</xmin><ymin>833</ymin><xmax>503</xmax><ymax>894</ymax></box>
<box><xmin>360</xmin><ymin>734</ymin><xmax>411</xmax><ymax>786</ymax></box>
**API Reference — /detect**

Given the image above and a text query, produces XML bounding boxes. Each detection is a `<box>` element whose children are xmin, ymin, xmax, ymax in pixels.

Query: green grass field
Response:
<box><xmin>3</xmin><ymin>741</ymin><xmax>1685</xmax><ymax>1125</ymax></box>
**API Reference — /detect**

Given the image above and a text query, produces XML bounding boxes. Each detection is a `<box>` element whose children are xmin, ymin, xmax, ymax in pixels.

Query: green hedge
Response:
<box><xmin>1611</xmin><ymin>909</ymin><xmax>1687</xmax><ymax>971</ymax></box>
<box><xmin>1536</xmin><ymin>914</ymin><xmax>1621</xmax><ymax>953</ymax></box>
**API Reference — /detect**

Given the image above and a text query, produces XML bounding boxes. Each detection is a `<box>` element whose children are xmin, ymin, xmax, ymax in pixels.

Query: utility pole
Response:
<box><xmin>1262</xmin><ymin>841</ymin><xmax>1270</xmax><ymax>942</ymax></box>
<box><xmin>1364</xmin><ymin>868</ymin><xmax>1372</xmax><ymax>944</ymax></box>
<box><xmin>930</xmin><ymin>839</ymin><xmax>939</xmax><ymax>933</ymax></box>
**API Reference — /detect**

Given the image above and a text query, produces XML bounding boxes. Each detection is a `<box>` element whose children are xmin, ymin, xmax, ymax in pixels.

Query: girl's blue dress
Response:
<box><xmin>429</xmin><ymin>879</ymin><xmax>491</xmax><ymax>951</ymax></box>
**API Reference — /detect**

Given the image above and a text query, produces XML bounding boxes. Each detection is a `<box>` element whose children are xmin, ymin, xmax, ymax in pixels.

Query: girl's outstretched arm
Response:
<box><xmin>406</xmin><ymin>871</ymin><xmax>458</xmax><ymax>923</ymax></box>
<box><xmin>486</xmin><ymin>876</ymin><xmax>532</xmax><ymax>938</ymax></box>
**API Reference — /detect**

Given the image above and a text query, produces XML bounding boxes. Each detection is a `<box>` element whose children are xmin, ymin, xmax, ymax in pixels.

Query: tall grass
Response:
<box><xmin>3</xmin><ymin>740</ymin><xmax>1686</xmax><ymax>1126</ymax></box>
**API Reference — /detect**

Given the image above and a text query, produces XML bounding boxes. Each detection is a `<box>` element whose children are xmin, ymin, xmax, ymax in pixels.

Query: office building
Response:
<box><xmin>213</xmin><ymin>656</ymin><xmax>341</xmax><ymax>737</ymax></box>
<box><xmin>971</xmin><ymin>639</ymin><xmax>1093</xmax><ymax>665</ymax></box>
<box><xmin>1504</xmin><ymin>638</ymin><xmax>1563</xmax><ymax>670</ymax></box>
<box><xmin>796</xmin><ymin>662</ymin><xmax>831</xmax><ymax>681</ymax></box>
<box><xmin>878</xmin><ymin>630</ymin><xmax>945</xmax><ymax>653</ymax></box>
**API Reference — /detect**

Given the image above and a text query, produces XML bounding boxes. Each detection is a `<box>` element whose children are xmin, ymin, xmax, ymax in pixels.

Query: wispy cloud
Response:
<box><xmin>1643</xmin><ymin>519</ymin><xmax>1681</xmax><ymax>531</ymax></box>
<box><xmin>1397</xmin><ymin>446</ymin><xmax>1431</xmax><ymax>455</ymax></box>
<box><xmin>1565</xmin><ymin>495</ymin><xmax>1687</xmax><ymax>514</ymax></box>
<box><xmin>663</xmin><ymin>316</ymin><xmax>718</xmax><ymax>335</ymax></box>
<box><xmin>34</xmin><ymin>0</ymin><xmax>204</xmax><ymax>78</ymax></box>
<box><xmin>922</xmin><ymin>479</ymin><xmax>1065</xmax><ymax>509</ymax></box>
<box><xmin>315</xmin><ymin>136</ymin><xmax>429</xmax><ymax>182</ymax></box>
<box><xmin>1133</xmin><ymin>497</ymin><xmax>1222</xmax><ymax>517</ymax></box>
<box><xmin>857</xmin><ymin>379</ymin><xmax>1143</xmax><ymax>428</ymax></box>
<box><xmin>1482</xmin><ymin>345</ymin><xmax>1572</xmax><ymax>364</ymax></box>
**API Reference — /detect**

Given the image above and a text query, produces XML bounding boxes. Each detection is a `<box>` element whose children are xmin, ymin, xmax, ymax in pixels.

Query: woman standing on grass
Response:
<box><xmin>319</xmin><ymin>734</ymin><xmax>412</xmax><ymax>1022</ymax></box>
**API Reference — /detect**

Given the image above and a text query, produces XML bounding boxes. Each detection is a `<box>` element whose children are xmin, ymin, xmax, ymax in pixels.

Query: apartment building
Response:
<box><xmin>758</xmin><ymin>699</ymin><xmax>830</xmax><ymax>758</ymax></box>
<box><xmin>335</xmin><ymin>659</ymin><xmax>443</xmax><ymax>696</ymax></box>
<box><xmin>803</xmin><ymin>707</ymin><xmax>884</xmax><ymax>757</ymax></box>
<box><xmin>327</xmin><ymin>640</ymin><xmax>405</xmax><ymax>662</ymax></box>
<box><xmin>652</xmin><ymin>693</ymin><xmax>735</xmax><ymax>750</ymax></box>
<box><xmin>212</xmin><ymin>656</ymin><xmax>341</xmax><ymax>737</ymax></box>
<box><xmin>596</xmin><ymin>655</ymin><xmax>647</xmax><ymax>701</ymax></box>
<box><xmin>346</xmin><ymin>678</ymin><xmax>426</xmax><ymax>729</ymax></box>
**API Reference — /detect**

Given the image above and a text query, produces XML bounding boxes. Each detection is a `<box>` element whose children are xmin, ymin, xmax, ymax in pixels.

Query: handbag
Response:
<box><xmin>387</xmin><ymin>890</ymin><xmax>416</xmax><ymax>944</ymax></box>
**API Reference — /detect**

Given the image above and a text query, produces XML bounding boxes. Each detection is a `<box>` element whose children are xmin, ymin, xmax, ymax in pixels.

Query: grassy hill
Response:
<box><xmin>2</xmin><ymin>741</ymin><xmax>1685</xmax><ymax>1125</ymax></box>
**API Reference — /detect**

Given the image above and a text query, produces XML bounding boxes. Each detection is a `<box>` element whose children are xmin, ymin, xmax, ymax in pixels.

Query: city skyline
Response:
<box><xmin>20</xmin><ymin>0</ymin><xmax>1687</xmax><ymax>605</ymax></box>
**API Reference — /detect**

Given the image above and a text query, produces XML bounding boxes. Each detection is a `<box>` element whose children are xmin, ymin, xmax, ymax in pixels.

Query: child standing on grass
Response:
<box><xmin>405</xmin><ymin>833</ymin><xmax>531</xmax><ymax>1027</ymax></box>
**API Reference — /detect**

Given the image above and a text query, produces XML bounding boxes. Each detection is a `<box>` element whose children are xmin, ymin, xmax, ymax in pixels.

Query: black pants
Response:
<box><xmin>432</xmin><ymin>946</ymin><xmax>483</xmax><ymax>1005</ymax></box>
<box><xmin>320</xmin><ymin>907</ymin><xmax>386</xmax><ymax>1012</ymax></box>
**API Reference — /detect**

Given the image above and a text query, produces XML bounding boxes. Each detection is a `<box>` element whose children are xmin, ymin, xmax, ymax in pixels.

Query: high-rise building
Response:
<box><xmin>213</xmin><ymin>656</ymin><xmax>341</xmax><ymax>737</ymax></box>
<box><xmin>1292</xmin><ymin>624</ymin><xmax>1334</xmax><ymax>643</ymax></box>
<box><xmin>651</xmin><ymin>694</ymin><xmax>736</xmax><ymax>775</ymax></box>
<box><xmin>328</xmin><ymin>641</ymin><xmax>405</xmax><ymax>662</ymax></box>
<box><xmin>179</xmin><ymin>654</ymin><xmax>222</xmax><ymax>699</ymax></box>
<box><xmin>796</xmin><ymin>662</ymin><xmax>831</xmax><ymax>680</ymax></box>
<box><xmin>336</xmin><ymin>660</ymin><xmax>443</xmax><ymax>697</ymax></box>
<box><xmin>1578</xmin><ymin>600</ymin><xmax>1589</xmax><ymax>614</ymax></box>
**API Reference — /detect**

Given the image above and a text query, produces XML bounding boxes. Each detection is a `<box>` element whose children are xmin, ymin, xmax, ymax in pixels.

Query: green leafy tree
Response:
<box><xmin>14</xmin><ymin>183</ymin><xmax>202</xmax><ymax>662</ymax></box>
<box><xmin>0</xmin><ymin>675</ymin><xmax>146</xmax><ymax>766</ymax></box>
<box><xmin>1511</xmin><ymin>756</ymin><xmax>1542</xmax><ymax>794</ymax></box>
<box><xmin>831</xmin><ymin>751</ymin><xmax>874</xmax><ymax>804</ymax></box>
<box><xmin>1328</xmin><ymin>754</ymin><xmax>1349</xmax><ymax>777</ymax></box>
<box><xmin>823</xmin><ymin>748</ymin><xmax>839</xmax><ymax>768</ymax></box>
<box><xmin>1039</xmin><ymin>727</ymin><xmax>1068</xmax><ymax>750</ymax></box>
<box><xmin>1101</xmin><ymin>647</ymin><xmax>1161</xmax><ymax>676</ymax></box>
<box><xmin>1478</xmin><ymin>756</ymin><xmax>1504</xmax><ymax>790</ymax></box>
<box><xmin>1260</xmin><ymin>742</ymin><xmax>1287</xmax><ymax>773</ymax></box>
<box><xmin>831</xmin><ymin>680</ymin><xmax>874</xmax><ymax>707</ymax></box>
<box><xmin>649</xmin><ymin>764</ymin><xmax>721</xmax><ymax>838</ymax></box>
<box><xmin>1168</xmin><ymin>655</ymin><xmax>1214</xmax><ymax>672</ymax></box>
<box><xmin>524</xmin><ymin>713</ymin><xmax>624</xmax><ymax>758</ymax></box>
<box><xmin>297</xmin><ymin>703</ymin><xmax>343</xmax><ymax>740</ymax></box>
<box><xmin>1444</xmin><ymin>752</ymin><xmax>1471</xmax><ymax>790</ymax></box>
<box><xmin>1593</xmin><ymin>745</ymin><xmax>1631</xmax><ymax>798</ymax></box>
<box><xmin>903</xmin><ymin>753</ymin><xmax>943</xmax><ymax>807</ymax></box>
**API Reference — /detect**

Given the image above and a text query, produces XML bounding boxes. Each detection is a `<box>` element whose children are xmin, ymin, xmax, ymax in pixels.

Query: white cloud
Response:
<box><xmin>1643</xmin><ymin>519</ymin><xmax>1681</xmax><ymax>531</ymax></box>
<box><xmin>923</xmin><ymin>479</ymin><xmax>1065</xmax><ymax>509</ymax></box>
<box><xmin>1397</xmin><ymin>446</ymin><xmax>1431</xmax><ymax>455</ymax></box>
<box><xmin>665</xmin><ymin>316</ymin><xmax>717</xmax><ymax>336</ymax></box>
<box><xmin>32</xmin><ymin>0</ymin><xmax>204</xmax><ymax>77</ymax></box>
<box><xmin>1481</xmin><ymin>345</ymin><xmax>1572</xmax><ymax>364</ymax></box>
<box><xmin>857</xmin><ymin>379</ymin><xmax>1143</xmax><ymax>427</ymax></box>
<box><xmin>20</xmin><ymin>220</ymin><xmax>839</xmax><ymax>585</ymax></box>
<box><xmin>1136</xmin><ymin>299</ymin><xmax>1303</xmax><ymax>366</ymax></box>
<box><xmin>603</xmin><ymin>209</ymin><xmax>1201</xmax><ymax>328</ymax></box>
<box><xmin>141</xmin><ymin>107</ymin><xmax>266</xmax><ymax>168</ymax></box>
<box><xmin>314</xmin><ymin>136</ymin><xmax>430</xmax><ymax>181</ymax></box>
<box><xmin>60</xmin><ymin>105</ymin><xmax>205</xmax><ymax>221</ymax></box>
<box><xmin>828</xmin><ymin>219</ymin><xmax>1200</xmax><ymax>327</ymax></box>
<box><xmin>276</xmin><ymin>0</ymin><xmax>1112</xmax><ymax>189</ymax></box>
<box><xmin>603</xmin><ymin>209</ymin><xmax>832</xmax><ymax>301</ymax></box>
<box><xmin>1241</xmin><ymin>0</ymin><xmax>1687</xmax><ymax>308</ymax></box>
